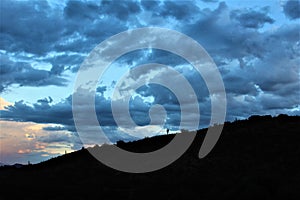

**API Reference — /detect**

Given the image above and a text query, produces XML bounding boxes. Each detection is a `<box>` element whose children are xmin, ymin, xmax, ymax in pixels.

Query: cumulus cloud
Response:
<box><xmin>230</xmin><ymin>7</ymin><xmax>275</xmax><ymax>28</ymax></box>
<box><xmin>39</xmin><ymin>132</ymin><xmax>75</xmax><ymax>144</ymax></box>
<box><xmin>140</xmin><ymin>0</ymin><xmax>159</xmax><ymax>10</ymax></box>
<box><xmin>0</xmin><ymin>91</ymin><xmax>157</xmax><ymax>141</ymax></box>
<box><xmin>160</xmin><ymin>1</ymin><xmax>200</xmax><ymax>21</ymax></box>
<box><xmin>184</xmin><ymin>2</ymin><xmax>257</xmax><ymax>63</ymax></box>
<box><xmin>0</xmin><ymin>1</ymin><xmax>64</xmax><ymax>55</ymax></box>
<box><xmin>0</xmin><ymin>0</ymin><xmax>133</xmax><ymax>84</ymax></box>
<box><xmin>0</xmin><ymin>56</ymin><xmax>68</xmax><ymax>92</ymax></box>
<box><xmin>63</xmin><ymin>1</ymin><xmax>100</xmax><ymax>20</ymax></box>
<box><xmin>100</xmin><ymin>0</ymin><xmax>141</xmax><ymax>20</ymax></box>
<box><xmin>43</xmin><ymin>125</ymin><xmax>67</xmax><ymax>131</ymax></box>
<box><xmin>37</xmin><ymin>97</ymin><xmax>53</xmax><ymax>104</ymax></box>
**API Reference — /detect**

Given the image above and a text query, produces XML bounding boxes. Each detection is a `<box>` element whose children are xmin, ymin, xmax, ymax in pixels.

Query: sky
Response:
<box><xmin>0</xmin><ymin>0</ymin><xmax>299</xmax><ymax>165</ymax></box>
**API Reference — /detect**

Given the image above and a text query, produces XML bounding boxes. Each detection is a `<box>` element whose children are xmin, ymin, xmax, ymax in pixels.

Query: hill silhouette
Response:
<box><xmin>0</xmin><ymin>114</ymin><xmax>299</xmax><ymax>199</ymax></box>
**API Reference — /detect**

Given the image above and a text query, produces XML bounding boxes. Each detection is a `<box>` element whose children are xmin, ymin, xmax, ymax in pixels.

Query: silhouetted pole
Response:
<box><xmin>166</xmin><ymin>128</ymin><xmax>169</xmax><ymax>135</ymax></box>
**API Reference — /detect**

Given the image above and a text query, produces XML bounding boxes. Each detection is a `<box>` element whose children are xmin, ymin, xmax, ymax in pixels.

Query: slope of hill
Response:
<box><xmin>0</xmin><ymin>115</ymin><xmax>299</xmax><ymax>200</ymax></box>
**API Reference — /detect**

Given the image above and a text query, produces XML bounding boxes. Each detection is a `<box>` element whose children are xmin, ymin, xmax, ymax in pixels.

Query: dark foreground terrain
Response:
<box><xmin>1</xmin><ymin>115</ymin><xmax>300</xmax><ymax>200</ymax></box>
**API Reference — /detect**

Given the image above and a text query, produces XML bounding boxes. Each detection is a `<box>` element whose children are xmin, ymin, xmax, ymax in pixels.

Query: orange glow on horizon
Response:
<box><xmin>0</xmin><ymin>97</ymin><xmax>12</xmax><ymax>110</ymax></box>
<box><xmin>0</xmin><ymin>120</ymin><xmax>75</xmax><ymax>164</ymax></box>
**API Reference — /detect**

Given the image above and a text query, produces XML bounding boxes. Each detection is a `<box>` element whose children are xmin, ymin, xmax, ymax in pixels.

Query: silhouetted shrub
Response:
<box><xmin>249</xmin><ymin>115</ymin><xmax>272</xmax><ymax>121</ymax></box>
<box><xmin>116</xmin><ymin>140</ymin><xmax>126</xmax><ymax>147</ymax></box>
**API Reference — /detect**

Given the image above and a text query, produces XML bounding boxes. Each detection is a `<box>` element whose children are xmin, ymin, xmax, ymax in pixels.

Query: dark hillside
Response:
<box><xmin>0</xmin><ymin>115</ymin><xmax>299</xmax><ymax>200</ymax></box>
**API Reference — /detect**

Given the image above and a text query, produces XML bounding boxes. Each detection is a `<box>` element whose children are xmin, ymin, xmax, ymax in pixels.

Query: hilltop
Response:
<box><xmin>0</xmin><ymin>114</ymin><xmax>299</xmax><ymax>200</ymax></box>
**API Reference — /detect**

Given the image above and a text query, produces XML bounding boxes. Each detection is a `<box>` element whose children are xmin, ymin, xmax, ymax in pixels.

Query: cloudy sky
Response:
<box><xmin>0</xmin><ymin>0</ymin><xmax>299</xmax><ymax>165</ymax></box>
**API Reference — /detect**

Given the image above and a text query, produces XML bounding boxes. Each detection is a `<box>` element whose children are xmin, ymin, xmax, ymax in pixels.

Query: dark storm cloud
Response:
<box><xmin>50</xmin><ymin>65</ymin><xmax>65</xmax><ymax>75</ymax></box>
<box><xmin>223</xmin><ymin>73</ymin><xmax>258</xmax><ymax>96</ymax></box>
<box><xmin>184</xmin><ymin>2</ymin><xmax>267</xmax><ymax>64</ymax></box>
<box><xmin>0</xmin><ymin>56</ymin><xmax>68</xmax><ymax>92</ymax></box>
<box><xmin>180</xmin><ymin>2</ymin><xmax>299</xmax><ymax>120</ymax></box>
<box><xmin>0</xmin><ymin>0</ymin><xmax>133</xmax><ymax>92</ymax></box>
<box><xmin>63</xmin><ymin>1</ymin><xmax>100</xmax><ymax>20</ymax></box>
<box><xmin>100</xmin><ymin>0</ymin><xmax>141</xmax><ymax>20</ymax></box>
<box><xmin>283</xmin><ymin>0</ymin><xmax>300</xmax><ymax>20</ymax></box>
<box><xmin>251</xmin><ymin>24</ymin><xmax>300</xmax><ymax>95</ymax></box>
<box><xmin>0</xmin><ymin>96</ymin><xmax>74</xmax><ymax>126</ymax></box>
<box><xmin>160</xmin><ymin>1</ymin><xmax>200</xmax><ymax>20</ymax></box>
<box><xmin>230</xmin><ymin>7</ymin><xmax>275</xmax><ymax>28</ymax></box>
<box><xmin>0</xmin><ymin>91</ymin><xmax>159</xmax><ymax>139</ymax></box>
<box><xmin>183</xmin><ymin>2</ymin><xmax>297</xmax><ymax>72</ymax></box>
<box><xmin>0</xmin><ymin>1</ymin><xmax>64</xmax><ymax>55</ymax></box>
<box><xmin>2</xmin><ymin>95</ymin><xmax>142</xmax><ymax>144</ymax></box>
<box><xmin>0</xmin><ymin>0</ymin><xmax>131</xmax><ymax>66</ymax></box>
<box><xmin>62</xmin><ymin>0</ymin><xmax>131</xmax><ymax>40</ymax></box>
<box><xmin>140</xmin><ymin>0</ymin><xmax>159</xmax><ymax>10</ymax></box>
<box><xmin>0</xmin><ymin>0</ymin><xmax>94</xmax><ymax>55</ymax></box>
<box><xmin>260</xmin><ymin>94</ymin><xmax>299</xmax><ymax>110</ymax></box>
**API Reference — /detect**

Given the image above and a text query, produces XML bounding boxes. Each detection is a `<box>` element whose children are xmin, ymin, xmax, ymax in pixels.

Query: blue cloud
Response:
<box><xmin>141</xmin><ymin>1</ymin><xmax>159</xmax><ymax>10</ymax></box>
<box><xmin>160</xmin><ymin>1</ymin><xmax>200</xmax><ymax>21</ymax></box>
<box><xmin>230</xmin><ymin>7</ymin><xmax>275</xmax><ymax>28</ymax></box>
<box><xmin>100</xmin><ymin>0</ymin><xmax>141</xmax><ymax>20</ymax></box>
<box><xmin>283</xmin><ymin>0</ymin><xmax>300</xmax><ymax>20</ymax></box>
<box><xmin>43</xmin><ymin>126</ymin><xmax>67</xmax><ymax>131</ymax></box>
<box><xmin>37</xmin><ymin>97</ymin><xmax>53</xmax><ymax>104</ymax></box>
<box><xmin>63</xmin><ymin>1</ymin><xmax>100</xmax><ymax>20</ymax></box>
<box><xmin>0</xmin><ymin>56</ymin><xmax>68</xmax><ymax>92</ymax></box>
<box><xmin>0</xmin><ymin>1</ymin><xmax>63</xmax><ymax>55</ymax></box>
<box><xmin>96</xmin><ymin>86</ymin><xmax>107</xmax><ymax>95</ymax></box>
